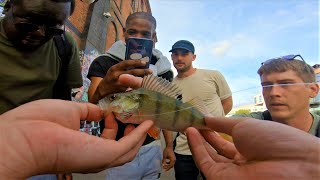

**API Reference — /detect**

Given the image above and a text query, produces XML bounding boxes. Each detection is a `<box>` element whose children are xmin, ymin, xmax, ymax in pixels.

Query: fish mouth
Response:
<box><xmin>114</xmin><ymin>112</ymin><xmax>134</xmax><ymax>121</ymax></box>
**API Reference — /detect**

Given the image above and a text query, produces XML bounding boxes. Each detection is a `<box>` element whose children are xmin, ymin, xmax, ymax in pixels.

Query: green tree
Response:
<box><xmin>234</xmin><ymin>109</ymin><xmax>251</xmax><ymax>115</ymax></box>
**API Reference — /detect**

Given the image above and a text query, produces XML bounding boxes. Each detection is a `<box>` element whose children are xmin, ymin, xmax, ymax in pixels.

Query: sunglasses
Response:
<box><xmin>14</xmin><ymin>22</ymin><xmax>64</xmax><ymax>36</ymax></box>
<box><xmin>261</xmin><ymin>54</ymin><xmax>305</xmax><ymax>66</ymax></box>
<box><xmin>11</xmin><ymin>8</ymin><xmax>64</xmax><ymax>36</ymax></box>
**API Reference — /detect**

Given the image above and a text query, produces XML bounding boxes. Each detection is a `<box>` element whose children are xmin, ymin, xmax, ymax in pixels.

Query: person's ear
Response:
<box><xmin>152</xmin><ymin>31</ymin><xmax>157</xmax><ymax>43</ymax></box>
<box><xmin>309</xmin><ymin>83</ymin><xmax>319</xmax><ymax>98</ymax></box>
<box><xmin>192</xmin><ymin>54</ymin><xmax>197</xmax><ymax>61</ymax></box>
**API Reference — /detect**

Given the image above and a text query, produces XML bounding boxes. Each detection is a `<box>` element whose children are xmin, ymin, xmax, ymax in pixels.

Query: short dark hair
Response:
<box><xmin>9</xmin><ymin>0</ymin><xmax>75</xmax><ymax>15</ymax></box>
<box><xmin>125</xmin><ymin>12</ymin><xmax>157</xmax><ymax>29</ymax></box>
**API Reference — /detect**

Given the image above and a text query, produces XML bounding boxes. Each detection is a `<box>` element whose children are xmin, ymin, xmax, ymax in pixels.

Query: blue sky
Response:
<box><xmin>150</xmin><ymin>0</ymin><xmax>319</xmax><ymax>106</ymax></box>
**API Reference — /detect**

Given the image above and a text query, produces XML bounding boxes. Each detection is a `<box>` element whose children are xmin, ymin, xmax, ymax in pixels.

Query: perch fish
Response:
<box><xmin>98</xmin><ymin>75</ymin><xmax>209</xmax><ymax>138</ymax></box>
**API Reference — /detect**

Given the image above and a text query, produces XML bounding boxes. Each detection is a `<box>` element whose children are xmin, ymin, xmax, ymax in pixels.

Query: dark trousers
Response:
<box><xmin>174</xmin><ymin>153</ymin><xmax>206</xmax><ymax>180</ymax></box>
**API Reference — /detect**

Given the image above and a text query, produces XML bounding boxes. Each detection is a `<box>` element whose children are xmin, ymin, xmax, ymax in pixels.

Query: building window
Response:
<box><xmin>131</xmin><ymin>0</ymin><xmax>136</xmax><ymax>11</ymax></box>
<box><xmin>140</xmin><ymin>0</ymin><xmax>144</xmax><ymax>11</ymax></box>
<box><xmin>259</xmin><ymin>96</ymin><xmax>262</xmax><ymax>103</ymax></box>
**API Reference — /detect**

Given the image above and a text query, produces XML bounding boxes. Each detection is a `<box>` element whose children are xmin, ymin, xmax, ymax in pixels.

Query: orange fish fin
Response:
<box><xmin>218</xmin><ymin>132</ymin><xmax>233</xmax><ymax>142</ymax></box>
<box><xmin>186</xmin><ymin>97</ymin><xmax>209</xmax><ymax>115</ymax></box>
<box><xmin>147</xmin><ymin>126</ymin><xmax>161</xmax><ymax>139</ymax></box>
<box><xmin>141</xmin><ymin>75</ymin><xmax>182</xmax><ymax>100</ymax></box>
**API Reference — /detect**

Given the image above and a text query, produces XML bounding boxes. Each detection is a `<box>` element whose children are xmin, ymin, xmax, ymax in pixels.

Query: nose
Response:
<box><xmin>267</xmin><ymin>84</ymin><xmax>283</xmax><ymax>97</ymax></box>
<box><xmin>31</xmin><ymin>25</ymin><xmax>46</xmax><ymax>37</ymax></box>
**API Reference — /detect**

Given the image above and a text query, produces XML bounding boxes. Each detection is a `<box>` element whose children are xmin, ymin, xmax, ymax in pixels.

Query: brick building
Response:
<box><xmin>67</xmin><ymin>0</ymin><xmax>152</xmax><ymax>54</ymax></box>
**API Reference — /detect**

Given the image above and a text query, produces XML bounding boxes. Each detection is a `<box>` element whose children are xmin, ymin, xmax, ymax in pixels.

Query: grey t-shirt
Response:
<box><xmin>233</xmin><ymin>111</ymin><xmax>320</xmax><ymax>136</ymax></box>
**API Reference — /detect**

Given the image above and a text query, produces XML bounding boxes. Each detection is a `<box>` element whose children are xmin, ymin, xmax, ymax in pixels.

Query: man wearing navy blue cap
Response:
<box><xmin>170</xmin><ymin>40</ymin><xmax>233</xmax><ymax>180</ymax></box>
<box><xmin>169</xmin><ymin>40</ymin><xmax>195</xmax><ymax>54</ymax></box>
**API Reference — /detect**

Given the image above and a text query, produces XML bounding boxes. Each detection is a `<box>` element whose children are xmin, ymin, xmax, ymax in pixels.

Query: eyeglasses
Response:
<box><xmin>261</xmin><ymin>54</ymin><xmax>305</xmax><ymax>66</ymax></box>
<box><xmin>11</xmin><ymin>8</ymin><xmax>64</xmax><ymax>36</ymax></box>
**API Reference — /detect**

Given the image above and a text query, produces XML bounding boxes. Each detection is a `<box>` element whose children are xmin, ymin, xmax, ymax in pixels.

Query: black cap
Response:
<box><xmin>169</xmin><ymin>40</ymin><xmax>195</xmax><ymax>53</ymax></box>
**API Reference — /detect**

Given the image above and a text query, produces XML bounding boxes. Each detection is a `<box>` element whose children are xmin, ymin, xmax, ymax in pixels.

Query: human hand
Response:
<box><xmin>186</xmin><ymin>116</ymin><xmax>320</xmax><ymax>180</ymax></box>
<box><xmin>0</xmin><ymin>99</ymin><xmax>154</xmax><ymax>179</ymax></box>
<box><xmin>162</xmin><ymin>146</ymin><xmax>176</xmax><ymax>171</ymax></box>
<box><xmin>92</xmin><ymin>60</ymin><xmax>152</xmax><ymax>103</ymax></box>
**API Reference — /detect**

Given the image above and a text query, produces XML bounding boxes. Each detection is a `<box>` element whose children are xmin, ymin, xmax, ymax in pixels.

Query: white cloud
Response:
<box><xmin>151</xmin><ymin>0</ymin><xmax>319</xmax><ymax>106</ymax></box>
<box><xmin>212</xmin><ymin>40</ymin><xmax>231</xmax><ymax>56</ymax></box>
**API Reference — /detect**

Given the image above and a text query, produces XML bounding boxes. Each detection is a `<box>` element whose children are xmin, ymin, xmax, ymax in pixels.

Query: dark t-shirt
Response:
<box><xmin>0</xmin><ymin>18</ymin><xmax>82</xmax><ymax>114</ymax></box>
<box><xmin>87</xmin><ymin>55</ymin><xmax>173</xmax><ymax>145</ymax></box>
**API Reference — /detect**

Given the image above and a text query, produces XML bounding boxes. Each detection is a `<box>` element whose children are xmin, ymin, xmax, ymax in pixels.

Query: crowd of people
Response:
<box><xmin>0</xmin><ymin>0</ymin><xmax>319</xmax><ymax>180</ymax></box>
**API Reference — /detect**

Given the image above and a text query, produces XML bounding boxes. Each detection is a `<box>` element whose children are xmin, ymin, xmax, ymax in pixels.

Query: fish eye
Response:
<box><xmin>109</xmin><ymin>95</ymin><xmax>116</xmax><ymax>101</ymax></box>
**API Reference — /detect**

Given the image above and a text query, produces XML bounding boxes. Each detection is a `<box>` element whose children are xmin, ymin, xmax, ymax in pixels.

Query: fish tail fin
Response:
<box><xmin>147</xmin><ymin>126</ymin><xmax>161</xmax><ymax>139</ymax></box>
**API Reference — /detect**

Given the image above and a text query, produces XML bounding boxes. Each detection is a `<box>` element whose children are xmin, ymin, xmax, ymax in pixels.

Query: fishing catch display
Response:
<box><xmin>99</xmin><ymin>75</ymin><xmax>208</xmax><ymax>132</ymax></box>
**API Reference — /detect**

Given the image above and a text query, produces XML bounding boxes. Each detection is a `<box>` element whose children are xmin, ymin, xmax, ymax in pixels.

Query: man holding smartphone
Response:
<box><xmin>87</xmin><ymin>12</ymin><xmax>175</xmax><ymax>179</ymax></box>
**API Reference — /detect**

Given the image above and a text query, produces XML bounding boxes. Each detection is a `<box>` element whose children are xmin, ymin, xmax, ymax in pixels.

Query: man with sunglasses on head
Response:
<box><xmin>234</xmin><ymin>55</ymin><xmax>320</xmax><ymax>136</ymax></box>
<box><xmin>191</xmin><ymin>55</ymin><xmax>320</xmax><ymax>179</ymax></box>
<box><xmin>0</xmin><ymin>0</ymin><xmax>82</xmax><ymax>179</ymax></box>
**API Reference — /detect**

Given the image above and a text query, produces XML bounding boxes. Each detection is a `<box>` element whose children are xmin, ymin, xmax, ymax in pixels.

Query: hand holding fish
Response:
<box><xmin>0</xmin><ymin>99</ymin><xmax>154</xmax><ymax>179</ymax></box>
<box><xmin>186</xmin><ymin>116</ymin><xmax>320</xmax><ymax>180</ymax></box>
<box><xmin>99</xmin><ymin>75</ymin><xmax>209</xmax><ymax>132</ymax></box>
<box><xmin>89</xmin><ymin>60</ymin><xmax>152</xmax><ymax>104</ymax></box>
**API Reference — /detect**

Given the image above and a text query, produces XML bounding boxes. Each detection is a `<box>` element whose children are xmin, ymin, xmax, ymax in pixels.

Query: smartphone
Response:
<box><xmin>125</xmin><ymin>37</ymin><xmax>154</xmax><ymax>69</ymax></box>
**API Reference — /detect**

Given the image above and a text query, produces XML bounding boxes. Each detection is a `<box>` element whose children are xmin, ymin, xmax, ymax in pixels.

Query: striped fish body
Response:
<box><xmin>99</xmin><ymin>75</ymin><xmax>208</xmax><ymax>132</ymax></box>
<box><xmin>113</xmin><ymin>88</ymin><xmax>206</xmax><ymax>131</ymax></box>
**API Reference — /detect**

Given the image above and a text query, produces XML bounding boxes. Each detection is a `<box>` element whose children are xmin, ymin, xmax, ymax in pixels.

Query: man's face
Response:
<box><xmin>171</xmin><ymin>49</ymin><xmax>196</xmax><ymax>73</ymax></box>
<box><xmin>124</xmin><ymin>18</ymin><xmax>155</xmax><ymax>41</ymax></box>
<box><xmin>4</xmin><ymin>0</ymin><xmax>70</xmax><ymax>51</ymax></box>
<box><xmin>261</xmin><ymin>70</ymin><xmax>318</xmax><ymax>121</ymax></box>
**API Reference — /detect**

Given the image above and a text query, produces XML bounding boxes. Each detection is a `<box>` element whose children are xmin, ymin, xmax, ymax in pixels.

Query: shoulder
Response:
<box><xmin>196</xmin><ymin>69</ymin><xmax>226</xmax><ymax>82</ymax></box>
<box><xmin>63</xmin><ymin>31</ymin><xmax>78</xmax><ymax>47</ymax></box>
<box><xmin>197</xmin><ymin>69</ymin><xmax>222</xmax><ymax>76</ymax></box>
<box><xmin>92</xmin><ymin>55</ymin><xmax>119</xmax><ymax>67</ymax></box>
<box><xmin>87</xmin><ymin>55</ymin><xmax>119</xmax><ymax>78</ymax></box>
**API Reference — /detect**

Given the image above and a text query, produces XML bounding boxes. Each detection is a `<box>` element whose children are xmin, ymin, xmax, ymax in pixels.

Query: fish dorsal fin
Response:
<box><xmin>186</xmin><ymin>97</ymin><xmax>209</xmax><ymax>115</ymax></box>
<box><xmin>141</xmin><ymin>75</ymin><xmax>182</xmax><ymax>100</ymax></box>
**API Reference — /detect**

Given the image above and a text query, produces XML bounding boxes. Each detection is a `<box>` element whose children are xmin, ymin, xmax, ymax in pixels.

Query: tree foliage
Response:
<box><xmin>312</xmin><ymin>110</ymin><xmax>320</xmax><ymax>116</ymax></box>
<box><xmin>234</xmin><ymin>109</ymin><xmax>251</xmax><ymax>115</ymax></box>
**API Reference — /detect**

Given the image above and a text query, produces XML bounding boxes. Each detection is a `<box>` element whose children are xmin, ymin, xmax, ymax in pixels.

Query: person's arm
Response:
<box><xmin>221</xmin><ymin>96</ymin><xmax>233</xmax><ymax>115</ymax></box>
<box><xmin>88</xmin><ymin>76</ymin><xmax>103</xmax><ymax>104</ymax></box>
<box><xmin>65</xmin><ymin>32</ymin><xmax>83</xmax><ymax>88</ymax></box>
<box><xmin>162</xmin><ymin>130</ymin><xmax>176</xmax><ymax>171</ymax></box>
<box><xmin>87</xmin><ymin>59</ymin><xmax>152</xmax><ymax>104</ymax></box>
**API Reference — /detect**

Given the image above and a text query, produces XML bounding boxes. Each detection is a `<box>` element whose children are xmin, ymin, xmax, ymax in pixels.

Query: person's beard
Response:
<box><xmin>175</xmin><ymin>63</ymin><xmax>191</xmax><ymax>74</ymax></box>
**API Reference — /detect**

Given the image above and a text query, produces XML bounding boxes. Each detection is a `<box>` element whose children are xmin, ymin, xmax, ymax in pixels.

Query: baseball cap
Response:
<box><xmin>169</xmin><ymin>40</ymin><xmax>195</xmax><ymax>53</ymax></box>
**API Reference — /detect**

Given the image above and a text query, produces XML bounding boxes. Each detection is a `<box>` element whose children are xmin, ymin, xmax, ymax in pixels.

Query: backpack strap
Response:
<box><xmin>52</xmin><ymin>32</ymin><xmax>72</xmax><ymax>100</ymax></box>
